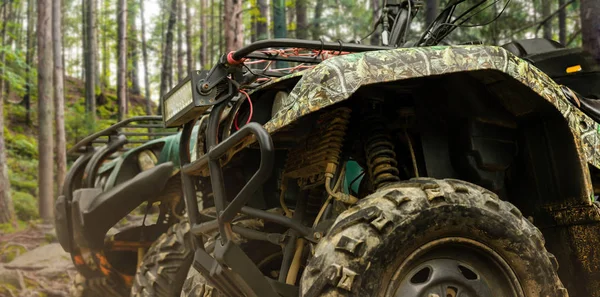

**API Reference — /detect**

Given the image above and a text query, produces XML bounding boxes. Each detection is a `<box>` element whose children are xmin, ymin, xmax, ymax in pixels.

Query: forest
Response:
<box><xmin>0</xmin><ymin>0</ymin><xmax>598</xmax><ymax>295</ymax></box>
<box><xmin>0</xmin><ymin>0</ymin><xmax>597</xmax><ymax>228</ymax></box>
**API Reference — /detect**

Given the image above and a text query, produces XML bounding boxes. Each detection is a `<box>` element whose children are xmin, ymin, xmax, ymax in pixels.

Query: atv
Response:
<box><xmin>153</xmin><ymin>0</ymin><xmax>600</xmax><ymax>296</ymax></box>
<box><xmin>54</xmin><ymin>116</ymin><xmax>201</xmax><ymax>296</ymax></box>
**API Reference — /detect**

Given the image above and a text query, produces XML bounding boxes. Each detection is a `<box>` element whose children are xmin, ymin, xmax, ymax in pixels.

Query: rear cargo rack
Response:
<box><xmin>68</xmin><ymin>116</ymin><xmax>178</xmax><ymax>155</ymax></box>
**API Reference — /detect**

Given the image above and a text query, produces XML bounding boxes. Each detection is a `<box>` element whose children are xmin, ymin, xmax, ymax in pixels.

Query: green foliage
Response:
<box><xmin>11</xmin><ymin>191</ymin><xmax>38</xmax><ymax>221</ymax></box>
<box><xmin>4</xmin><ymin>129</ymin><xmax>37</xmax><ymax>159</ymax></box>
<box><xmin>0</xmin><ymin>45</ymin><xmax>29</xmax><ymax>97</ymax></box>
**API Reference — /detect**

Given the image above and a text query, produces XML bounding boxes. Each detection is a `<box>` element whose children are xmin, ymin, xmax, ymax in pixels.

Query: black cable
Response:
<box><xmin>456</xmin><ymin>0</ymin><xmax>510</xmax><ymax>27</ymax></box>
<box><xmin>429</xmin><ymin>0</ymin><xmax>511</xmax><ymax>45</ymax></box>
<box><xmin>360</xmin><ymin>19</ymin><xmax>381</xmax><ymax>42</ymax></box>
<box><xmin>401</xmin><ymin>0</ymin><xmax>412</xmax><ymax>45</ymax></box>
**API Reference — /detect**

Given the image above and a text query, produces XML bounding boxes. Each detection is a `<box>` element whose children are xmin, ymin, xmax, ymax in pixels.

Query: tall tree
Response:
<box><xmin>425</xmin><ymin>0</ymin><xmax>438</xmax><ymax>26</ymax></box>
<box><xmin>53</xmin><ymin>0</ymin><xmax>67</xmax><ymax>195</ymax></box>
<box><xmin>158</xmin><ymin>0</ymin><xmax>177</xmax><ymax>114</ymax></box>
<box><xmin>128</xmin><ymin>0</ymin><xmax>141</xmax><ymax>95</ymax></box>
<box><xmin>311</xmin><ymin>0</ymin><xmax>323</xmax><ymax>39</ymax></box>
<box><xmin>117</xmin><ymin>0</ymin><xmax>127</xmax><ymax>120</ymax></box>
<box><xmin>224</xmin><ymin>0</ymin><xmax>243</xmax><ymax>52</ymax></box>
<box><xmin>38</xmin><ymin>0</ymin><xmax>54</xmax><ymax>222</ymax></box>
<box><xmin>0</xmin><ymin>4</ymin><xmax>16</xmax><ymax>226</ymax></box>
<box><xmin>219</xmin><ymin>1</ymin><xmax>223</xmax><ymax>53</ymax></box>
<box><xmin>139</xmin><ymin>0</ymin><xmax>151</xmax><ymax>114</ymax></box>
<box><xmin>558</xmin><ymin>0</ymin><xmax>566</xmax><ymax>44</ymax></box>
<box><xmin>251</xmin><ymin>2</ymin><xmax>257</xmax><ymax>42</ymax></box>
<box><xmin>101</xmin><ymin>0</ymin><xmax>109</xmax><ymax>89</ymax></box>
<box><xmin>541</xmin><ymin>0</ymin><xmax>552</xmax><ymax>39</ymax></box>
<box><xmin>580</xmin><ymin>0</ymin><xmax>600</xmax><ymax>63</ymax></box>
<box><xmin>210</xmin><ymin>0</ymin><xmax>215</xmax><ymax>63</ymax></box>
<box><xmin>273</xmin><ymin>0</ymin><xmax>286</xmax><ymax>38</ymax></box>
<box><xmin>23</xmin><ymin>0</ymin><xmax>35</xmax><ymax>125</ymax></box>
<box><xmin>296</xmin><ymin>0</ymin><xmax>308</xmax><ymax>39</ymax></box>
<box><xmin>256</xmin><ymin>0</ymin><xmax>268</xmax><ymax>40</ymax></box>
<box><xmin>185</xmin><ymin>1</ymin><xmax>193</xmax><ymax>73</ymax></box>
<box><xmin>199</xmin><ymin>0</ymin><xmax>207</xmax><ymax>68</ymax></box>
<box><xmin>85</xmin><ymin>0</ymin><xmax>97</xmax><ymax>121</ymax></box>
<box><xmin>176</xmin><ymin>0</ymin><xmax>184</xmax><ymax>81</ymax></box>
<box><xmin>370</xmin><ymin>0</ymin><xmax>380</xmax><ymax>45</ymax></box>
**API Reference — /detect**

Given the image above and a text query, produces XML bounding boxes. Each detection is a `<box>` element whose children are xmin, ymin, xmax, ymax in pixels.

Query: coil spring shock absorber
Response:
<box><xmin>364</xmin><ymin>104</ymin><xmax>400</xmax><ymax>190</ymax></box>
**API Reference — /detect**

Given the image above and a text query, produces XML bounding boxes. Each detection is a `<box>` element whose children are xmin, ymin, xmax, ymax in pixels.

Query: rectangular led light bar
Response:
<box><xmin>162</xmin><ymin>71</ymin><xmax>210</xmax><ymax>128</ymax></box>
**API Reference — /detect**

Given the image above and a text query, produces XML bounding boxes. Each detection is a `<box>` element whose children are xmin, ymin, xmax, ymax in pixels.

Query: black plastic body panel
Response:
<box><xmin>54</xmin><ymin>195</ymin><xmax>70</xmax><ymax>252</ymax></box>
<box><xmin>70</xmin><ymin>162</ymin><xmax>174</xmax><ymax>249</ymax></box>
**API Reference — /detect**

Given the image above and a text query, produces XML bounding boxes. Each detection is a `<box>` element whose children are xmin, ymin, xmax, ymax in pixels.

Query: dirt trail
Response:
<box><xmin>0</xmin><ymin>224</ymin><xmax>75</xmax><ymax>297</ymax></box>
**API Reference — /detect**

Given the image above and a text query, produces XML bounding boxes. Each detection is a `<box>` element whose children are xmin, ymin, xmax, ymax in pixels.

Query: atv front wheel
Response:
<box><xmin>131</xmin><ymin>221</ymin><xmax>195</xmax><ymax>297</ymax></box>
<box><xmin>301</xmin><ymin>178</ymin><xmax>568</xmax><ymax>297</ymax></box>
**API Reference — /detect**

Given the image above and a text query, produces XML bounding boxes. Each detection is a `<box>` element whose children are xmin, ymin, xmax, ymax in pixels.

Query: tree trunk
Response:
<box><xmin>541</xmin><ymin>0</ymin><xmax>552</xmax><ymax>39</ymax></box>
<box><xmin>176</xmin><ymin>0</ymin><xmax>184</xmax><ymax>81</ymax></box>
<box><xmin>0</xmin><ymin>5</ymin><xmax>16</xmax><ymax>226</ymax></box>
<box><xmin>199</xmin><ymin>0</ymin><xmax>205</xmax><ymax>68</ymax></box>
<box><xmin>101</xmin><ymin>0</ymin><xmax>109</xmax><ymax>89</ymax></box>
<box><xmin>37</xmin><ymin>0</ymin><xmax>54</xmax><ymax>222</ymax></box>
<box><xmin>53</xmin><ymin>0</ymin><xmax>66</xmax><ymax>195</ymax></box>
<box><xmin>311</xmin><ymin>0</ymin><xmax>323</xmax><ymax>39</ymax></box>
<box><xmin>199</xmin><ymin>0</ymin><xmax>207</xmax><ymax>69</ymax></box>
<box><xmin>85</xmin><ymin>0</ymin><xmax>97</xmax><ymax>121</ymax></box>
<box><xmin>185</xmin><ymin>1</ymin><xmax>193</xmax><ymax>73</ymax></box>
<box><xmin>140</xmin><ymin>0</ymin><xmax>151</xmax><ymax>115</ymax></box>
<box><xmin>296</xmin><ymin>0</ymin><xmax>308</xmax><ymax>39</ymax></box>
<box><xmin>370</xmin><ymin>0</ymin><xmax>380</xmax><ymax>45</ymax></box>
<box><xmin>219</xmin><ymin>1</ymin><xmax>223</xmax><ymax>53</ymax></box>
<box><xmin>251</xmin><ymin>2</ymin><xmax>257</xmax><ymax>42</ymax></box>
<box><xmin>224</xmin><ymin>0</ymin><xmax>243</xmax><ymax>52</ymax></box>
<box><xmin>24</xmin><ymin>0</ymin><xmax>35</xmax><ymax>125</ymax></box>
<box><xmin>93</xmin><ymin>0</ymin><xmax>100</xmax><ymax>89</ymax></box>
<box><xmin>558</xmin><ymin>0</ymin><xmax>566</xmax><ymax>45</ymax></box>
<box><xmin>210</xmin><ymin>0</ymin><xmax>214</xmax><ymax>64</ymax></box>
<box><xmin>15</xmin><ymin>2</ymin><xmax>24</xmax><ymax>52</ymax></box>
<box><xmin>129</xmin><ymin>0</ymin><xmax>141</xmax><ymax>95</ymax></box>
<box><xmin>117</xmin><ymin>0</ymin><xmax>127</xmax><ymax>120</ymax></box>
<box><xmin>256</xmin><ymin>0</ymin><xmax>268</xmax><ymax>40</ymax></box>
<box><xmin>273</xmin><ymin>0</ymin><xmax>286</xmax><ymax>39</ymax></box>
<box><xmin>425</xmin><ymin>0</ymin><xmax>438</xmax><ymax>26</ymax></box>
<box><xmin>158</xmin><ymin>0</ymin><xmax>177</xmax><ymax>114</ymax></box>
<box><xmin>581</xmin><ymin>0</ymin><xmax>600</xmax><ymax>63</ymax></box>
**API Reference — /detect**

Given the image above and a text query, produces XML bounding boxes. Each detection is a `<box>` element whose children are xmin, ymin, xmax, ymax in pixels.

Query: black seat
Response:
<box><xmin>562</xmin><ymin>86</ymin><xmax>600</xmax><ymax>123</ymax></box>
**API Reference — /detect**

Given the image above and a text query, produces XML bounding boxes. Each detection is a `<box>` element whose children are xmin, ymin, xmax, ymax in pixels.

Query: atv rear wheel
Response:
<box><xmin>131</xmin><ymin>221</ymin><xmax>195</xmax><ymax>297</ymax></box>
<box><xmin>300</xmin><ymin>178</ymin><xmax>568</xmax><ymax>297</ymax></box>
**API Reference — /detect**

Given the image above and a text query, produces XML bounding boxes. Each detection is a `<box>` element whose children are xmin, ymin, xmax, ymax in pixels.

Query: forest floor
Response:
<box><xmin>0</xmin><ymin>223</ymin><xmax>74</xmax><ymax>297</ymax></box>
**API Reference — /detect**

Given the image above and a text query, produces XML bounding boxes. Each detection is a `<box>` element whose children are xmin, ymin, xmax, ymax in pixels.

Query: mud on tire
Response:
<box><xmin>131</xmin><ymin>220</ymin><xmax>195</xmax><ymax>297</ymax></box>
<box><xmin>300</xmin><ymin>178</ymin><xmax>568</xmax><ymax>297</ymax></box>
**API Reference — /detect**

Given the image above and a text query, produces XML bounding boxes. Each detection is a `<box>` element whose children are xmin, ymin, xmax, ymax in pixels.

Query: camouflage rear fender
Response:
<box><xmin>263</xmin><ymin>45</ymin><xmax>595</xmax><ymax>203</ymax></box>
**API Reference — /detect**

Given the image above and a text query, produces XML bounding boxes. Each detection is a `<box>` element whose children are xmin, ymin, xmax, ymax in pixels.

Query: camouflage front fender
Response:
<box><xmin>265</xmin><ymin>45</ymin><xmax>597</xmax><ymax>202</ymax></box>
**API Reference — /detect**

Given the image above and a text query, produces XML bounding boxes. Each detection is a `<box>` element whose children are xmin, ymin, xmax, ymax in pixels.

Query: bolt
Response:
<box><xmin>202</xmin><ymin>83</ymin><xmax>210</xmax><ymax>90</ymax></box>
<box><xmin>314</xmin><ymin>232</ymin><xmax>322</xmax><ymax>240</ymax></box>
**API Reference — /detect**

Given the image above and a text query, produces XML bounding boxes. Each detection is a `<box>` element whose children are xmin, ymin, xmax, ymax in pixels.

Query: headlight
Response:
<box><xmin>162</xmin><ymin>71</ymin><xmax>212</xmax><ymax>127</ymax></box>
<box><xmin>164</xmin><ymin>80</ymin><xmax>193</xmax><ymax>122</ymax></box>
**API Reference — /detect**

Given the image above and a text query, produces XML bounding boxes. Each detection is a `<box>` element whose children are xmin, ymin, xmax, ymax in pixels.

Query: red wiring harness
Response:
<box><xmin>231</xmin><ymin>47</ymin><xmax>351</xmax><ymax>130</ymax></box>
<box><xmin>234</xmin><ymin>90</ymin><xmax>254</xmax><ymax>130</ymax></box>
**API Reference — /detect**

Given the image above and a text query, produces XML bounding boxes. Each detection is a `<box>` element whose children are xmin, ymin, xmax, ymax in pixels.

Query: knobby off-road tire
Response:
<box><xmin>301</xmin><ymin>178</ymin><xmax>567</xmax><ymax>297</ymax></box>
<box><xmin>131</xmin><ymin>220</ymin><xmax>195</xmax><ymax>297</ymax></box>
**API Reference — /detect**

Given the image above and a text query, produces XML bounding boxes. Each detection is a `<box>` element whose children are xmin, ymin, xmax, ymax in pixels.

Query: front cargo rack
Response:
<box><xmin>67</xmin><ymin>116</ymin><xmax>178</xmax><ymax>155</ymax></box>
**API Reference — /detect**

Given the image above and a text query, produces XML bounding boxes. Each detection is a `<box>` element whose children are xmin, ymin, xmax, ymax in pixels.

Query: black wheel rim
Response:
<box><xmin>387</xmin><ymin>237</ymin><xmax>524</xmax><ymax>297</ymax></box>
